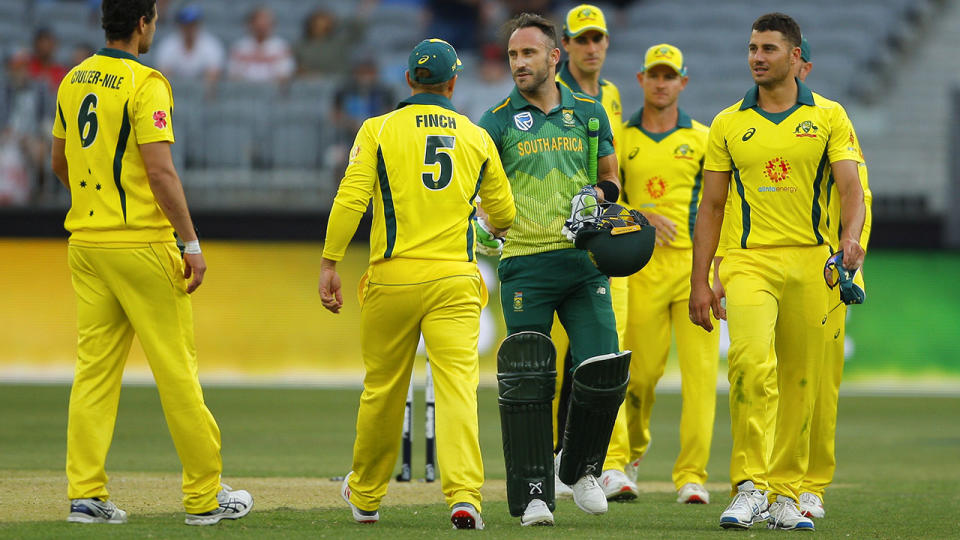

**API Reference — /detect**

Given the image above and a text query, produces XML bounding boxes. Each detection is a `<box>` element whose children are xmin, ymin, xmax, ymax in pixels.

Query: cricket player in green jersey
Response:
<box><xmin>478</xmin><ymin>13</ymin><xmax>629</xmax><ymax>526</ymax></box>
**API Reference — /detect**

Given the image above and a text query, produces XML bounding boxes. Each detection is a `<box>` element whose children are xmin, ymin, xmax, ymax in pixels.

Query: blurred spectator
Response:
<box><xmin>328</xmin><ymin>57</ymin><xmax>394</xmax><ymax>175</ymax></box>
<box><xmin>0</xmin><ymin>51</ymin><xmax>52</xmax><ymax>205</ymax></box>
<box><xmin>502</xmin><ymin>0</ymin><xmax>560</xmax><ymax>18</ymax></box>
<box><xmin>154</xmin><ymin>4</ymin><xmax>224</xmax><ymax>88</ymax></box>
<box><xmin>294</xmin><ymin>7</ymin><xmax>371</xmax><ymax>78</ymax></box>
<box><xmin>26</xmin><ymin>28</ymin><xmax>67</xmax><ymax>93</ymax></box>
<box><xmin>452</xmin><ymin>43</ymin><xmax>514</xmax><ymax>122</ymax></box>
<box><xmin>425</xmin><ymin>0</ymin><xmax>491</xmax><ymax>52</ymax></box>
<box><xmin>228</xmin><ymin>6</ymin><xmax>295</xmax><ymax>83</ymax></box>
<box><xmin>68</xmin><ymin>43</ymin><xmax>95</xmax><ymax>68</ymax></box>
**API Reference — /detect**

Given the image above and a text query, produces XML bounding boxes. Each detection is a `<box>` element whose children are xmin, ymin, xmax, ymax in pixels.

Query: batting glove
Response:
<box><xmin>475</xmin><ymin>217</ymin><xmax>504</xmax><ymax>257</ymax></box>
<box><xmin>562</xmin><ymin>185</ymin><xmax>600</xmax><ymax>242</ymax></box>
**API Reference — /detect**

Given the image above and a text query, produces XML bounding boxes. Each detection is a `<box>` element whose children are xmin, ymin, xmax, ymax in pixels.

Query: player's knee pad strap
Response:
<box><xmin>558</xmin><ymin>351</ymin><xmax>631</xmax><ymax>485</ymax></box>
<box><xmin>497</xmin><ymin>331</ymin><xmax>557</xmax><ymax>516</ymax></box>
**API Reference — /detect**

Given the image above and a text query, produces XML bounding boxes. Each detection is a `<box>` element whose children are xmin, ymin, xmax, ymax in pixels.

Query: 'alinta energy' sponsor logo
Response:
<box><xmin>646</xmin><ymin>176</ymin><xmax>667</xmax><ymax>198</ymax></box>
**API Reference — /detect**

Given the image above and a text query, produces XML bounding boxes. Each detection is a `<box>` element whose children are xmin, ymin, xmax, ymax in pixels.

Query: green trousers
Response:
<box><xmin>499</xmin><ymin>249</ymin><xmax>618</xmax><ymax>366</ymax></box>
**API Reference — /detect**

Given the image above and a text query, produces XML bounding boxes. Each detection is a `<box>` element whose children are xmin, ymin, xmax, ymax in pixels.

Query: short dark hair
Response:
<box><xmin>101</xmin><ymin>0</ymin><xmax>156</xmax><ymax>42</ymax></box>
<box><xmin>504</xmin><ymin>13</ymin><xmax>558</xmax><ymax>50</ymax></box>
<box><xmin>752</xmin><ymin>12</ymin><xmax>801</xmax><ymax>49</ymax></box>
<box><xmin>411</xmin><ymin>67</ymin><xmax>450</xmax><ymax>93</ymax></box>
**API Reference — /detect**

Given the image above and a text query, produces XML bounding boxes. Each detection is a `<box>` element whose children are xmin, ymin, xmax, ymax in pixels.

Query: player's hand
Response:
<box><xmin>711</xmin><ymin>259</ymin><xmax>727</xmax><ymax>320</ymax></box>
<box><xmin>475</xmin><ymin>217</ymin><xmax>504</xmax><ymax>257</ymax></box>
<box><xmin>562</xmin><ymin>186</ymin><xmax>600</xmax><ymax>242</ymax></box>
<box><xmin>838</xmin><ymin>237</ymin><xmax>865</xmax><ymax>271</ymax></box>
<box><xmin>183</xmin><ymin>252</ymin><xmax>206</xmax><ymax>294</ymax></box>
<box><xmin>689</xmin><ymin>279</ymin><xmax>720</xmax><ymax>332</ymax></box>
<box><xmin>318</xmin><ymin>265</ymin><xmax>343</xmax><ymax>314</ymax></box>
<box><xmin>641</xmin><ymin>212</ymin><xmax>677</xmax><ymax>246</ymax></box>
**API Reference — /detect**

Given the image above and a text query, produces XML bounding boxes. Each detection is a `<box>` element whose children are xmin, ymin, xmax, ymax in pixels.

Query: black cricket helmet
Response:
<box><xmin>573</xmin><ymin>202</ymin><xmax>656</xmax><ymax>277</ymax></box>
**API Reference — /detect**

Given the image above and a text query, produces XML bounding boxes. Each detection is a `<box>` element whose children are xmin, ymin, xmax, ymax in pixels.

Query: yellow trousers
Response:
<box><xmin>347</xmin><ymin>262</ymin><xmax>485</xmax><ymax>512</ymax></box>
<box><xmin>607</xmin><ymin>247</ymin><xmax>719</xmax><ymax>487</ymax></box>
<box><xmin>801</xmin><ymin>270</ymin><xmax>863</xmax><ymax>499</ymax></box>
<box><xmin>721</xmin><ymin>245</ymin><xmax>830</xmax><ymax>502</ymax></box>
<box><xmin>66</xmin><ymin>242</ymin><xmax>222</xmax><ymax>513</ymax></box>
<box><xmin>550</xmin><ymin>275</ymin><xmax>630</xmax><ymax>468</ymax></box>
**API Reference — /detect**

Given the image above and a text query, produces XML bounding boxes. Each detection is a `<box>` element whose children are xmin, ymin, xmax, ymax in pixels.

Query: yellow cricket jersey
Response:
<box><xmin>52</xmin><ymin>48</ymin><xmax>176</xmax><ymax>242</ymax></box>
<box><xmin>704</xmin><ymin>80</ymin><xmax>860</xmax><ymax>249</ymax></box>
<box><xmin>556</xmin><ymin>61</ymin><xmax>623</xmax><ymax>147</ymax></box>
<box><xmin>322</xmin><ymin>93</ymin><xmax>515</xmax><ymax>272</ymax></box>
<box><xmin>619</xmin><ymin>108</ymin><xmax>708</xmax><ymax>250</ymax></box>
<box><xmin>826</xmin><ymin>124</ymin><xmax>873</xmax><ymax>252</ymax></box>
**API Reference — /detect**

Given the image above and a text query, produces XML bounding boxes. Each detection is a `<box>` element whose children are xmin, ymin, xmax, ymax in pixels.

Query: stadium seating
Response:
<box><xmin>0</xmin><ymin>0</ymin><xmax>944</xmax><ymax>212</ymax></box>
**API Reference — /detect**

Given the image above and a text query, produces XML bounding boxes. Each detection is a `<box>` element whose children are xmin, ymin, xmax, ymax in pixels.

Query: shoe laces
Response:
<box><xmin>770</xmin><ymin>498</ymin><xmax>801</xmax><ymax>525</ymax></box>
<box><xmin>728</xmin><ymin>490</ymin><xmax>764</xmax><ymax>515</ymax></box>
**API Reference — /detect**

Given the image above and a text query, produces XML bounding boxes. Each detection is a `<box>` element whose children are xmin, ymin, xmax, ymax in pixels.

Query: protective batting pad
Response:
<box><xmin>497</xmin><ymin>331</ymin><xmax>558</xmax><ymax>516</ymax></box>
<box><xmin>558</xmin><ymin>351</ymin><xmax>631</xmax><ymax>485</ymax></box>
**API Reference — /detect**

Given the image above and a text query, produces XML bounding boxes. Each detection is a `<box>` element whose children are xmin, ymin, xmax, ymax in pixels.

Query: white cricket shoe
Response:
<box><xmin>600</xmin><ymin>469</ymin><xmax>638</xmax><ymax>501</ymax></box>
<box><xmin>340</xmin><ymin>472</ymin><xmax>379</xmax><ymax>524</ymax></box>
<box><xmin>184</xmin><ymin>484</ymin><xmax>253</xmax><ymax>526</ymax></box>
<box><xmin>767</xmin><ymin>495</ymin><xmax>815</xmax><ymax>530</ymax></box>
<box><xmin>799</xmin><ymin>492</ymin><xmax>825</xmax><ymax>518</ymax></box>
<box><xmin>67</xmin><ymin>498</ymin><xmax>127</xmax><ymax>524</ymax></box>
<box><xmin>719</xmin><ymin>481</ymin><xmax>769</xmax><ymax>529</ymax></box>
<box><xmin>677</xmin><ymin>482</ymin><xmax>710</xmax><ymax>504</ymax></box>
<box><xmin>520</xmin><ymin>498</ymin><xmax>554</xmax><ymax>526</ymax></box>
<box><xmin>572</xmin><ymin>474</ymin><xmax>608</xmax><ymax>514</ymax></box>
<box><xmin>555</xmin><ymin>473</ymin><xmax>574</xmax><ymax>498</ymax></box>
<box><xmin>450</xmin><ymin>502</ymin><xmax>484</xmax><ymax>529</ymax></box>
<box><xmin>624</xmin><ymin>458</ymin><xmax>641</xmax><ymax>483</ymax></box>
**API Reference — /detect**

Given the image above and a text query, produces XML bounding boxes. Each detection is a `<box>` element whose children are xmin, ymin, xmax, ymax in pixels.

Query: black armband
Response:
<box><xmin>596</xmin><ymin>180</ymin><xmax>620</xmax><ymax>203</ymax></box>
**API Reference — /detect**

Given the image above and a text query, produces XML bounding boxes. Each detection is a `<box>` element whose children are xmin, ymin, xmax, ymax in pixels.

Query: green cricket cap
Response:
<box><xmin>800</xmin><ymin>35</ymin><xmax>811</xmax><ymax>62</ymax></box>
<box><xmin>408</xmin><ymin>38</ymin><xmax>463</xmax><ymax>84</ymax></box>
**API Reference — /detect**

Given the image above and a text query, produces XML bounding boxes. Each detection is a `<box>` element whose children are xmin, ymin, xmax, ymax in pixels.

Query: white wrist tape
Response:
<box><xmin>183</xmin><ymin>240</ymin><xmax>201</xmax><ymax>254</ymax></box>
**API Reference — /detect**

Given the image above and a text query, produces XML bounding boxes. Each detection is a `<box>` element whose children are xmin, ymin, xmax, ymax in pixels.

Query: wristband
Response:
<box><xmin>597</xmin><ymin>180</ymin><xmax>620</xmax><ymax>203</ymax></box>
<box><xmin>183</xmin><ymin>240</ymin><xmax>201</xmax><ymax>254</ymax></box>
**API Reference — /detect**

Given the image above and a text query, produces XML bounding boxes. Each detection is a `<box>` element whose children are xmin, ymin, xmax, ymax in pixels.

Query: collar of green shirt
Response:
<box><xmin>738</xmin><ymin>77</ymin><xmax>815</xmax><ymax>111</ymax></box>
<box><xmin>508</xmin><ymin>81</ymin><xmax>577</xmax><ymax>113</ymax></box>
<box><xmin>397</xmin><ymin>93</ymin><xmax>458</xmax><ymax>113</ymax></box>
<box><xmin>556</xmin><ymin>60</ymin><xmax>607</xmax><ymax>98</ymax></box>
<box><xmin>626</xmin><ymin>107</ymin><xmax>692</xmax><ymax>142</ymax></box>
<box><xmin>96</xmin><ymin>47</ymin><xmax>142</xmax><ymax>64</ymax></box>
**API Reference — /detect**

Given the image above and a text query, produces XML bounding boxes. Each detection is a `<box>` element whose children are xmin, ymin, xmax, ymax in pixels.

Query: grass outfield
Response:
<box><xmin>1</xmin><ymin>385</ymin><xmax>958</xmax><ymax>538</ymax></box>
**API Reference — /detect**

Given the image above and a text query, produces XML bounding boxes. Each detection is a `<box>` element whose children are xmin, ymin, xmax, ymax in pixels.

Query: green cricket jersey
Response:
<box><xmin>479</xmin><ymin>83</ymin><xmax>613</xmax><ymax>259</ymax></box>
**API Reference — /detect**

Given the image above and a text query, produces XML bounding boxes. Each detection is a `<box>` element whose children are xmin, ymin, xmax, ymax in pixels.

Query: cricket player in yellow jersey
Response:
<box><xmin>318</xmin><ymin>38</ymin><xmax>515</xmax><ymax>530</ymax></box>
<box><xmin>51</xmin><ymin>0</ymin><xmax>251</xmax><ymax>526</ymax></box>
<box><xmin>550</xmin><ymin>4</ymin><xmax>635</xmax><ymax>501</ymax></box>
<box><xmin>689</xmin><ymin>13</ymin><xmax>865</xmax><ymax>531</ymax></box>
<box><xmin>712</xmin><ymin>37</ymin><xmax>875</xmax><ymax>520</ymax></box>
<box><xmin>607</xmin><ymin>43</ymin><xmax>718</xmax><ymax>505</ymax></box>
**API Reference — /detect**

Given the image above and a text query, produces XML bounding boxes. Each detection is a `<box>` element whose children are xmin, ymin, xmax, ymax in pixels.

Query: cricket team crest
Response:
<box><xmin>646</xmin><ymin>176</ymin><xmax>667</xmax><ymax>198</ymax></box>
<box><xmin>794</xmin><ymin>120</ymin><xmax>819</xmax><ymax>138</ymax></box>
<box><xmin>514</xmin><ymin>111</ymin><xmax>534</xmax><ymax>131</ymax></box>
<box><xmin>764</xmin><ymin>157</ymin><xmax>791</xmax><ymax>183</ymax></box>
<box><xmin>513</xmin><ymin>291</ymin><xmax>523</xmax><ymax>311</ymax></box>
<box><xmin>562</xmin><ymin>109</ymin><xmax>575</xmax><ymax>127</ymax></box>
<box><xmin>673</xmin><ymin>143</ymin><xmax>695</xmax><ymax>160</ymax></box>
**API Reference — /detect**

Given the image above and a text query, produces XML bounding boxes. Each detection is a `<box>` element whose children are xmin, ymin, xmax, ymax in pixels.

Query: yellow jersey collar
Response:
<box><xmin>96</xmin><ymin>47</ymin><xmax>142</xmax><ymax>64</ymax></box>
<box><xmin>397</xmin><ymin>93</ymin><xmax>458</xmax><ymax>113</ymax></box>
<box><xmin>626</xmin><ymin>107</ymin><xmax>692</xmax><ymax>129</ymax></box>
<box><xmin>739</xmin><ymin>78</ymin><xmax>815</xmax><ymax>111</ymax></box>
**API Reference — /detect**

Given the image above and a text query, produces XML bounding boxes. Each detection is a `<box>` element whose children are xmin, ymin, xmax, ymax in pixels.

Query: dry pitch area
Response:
<box><xmin>2</xmin><ymin>471</ymin><xmax>730</xmax><ymax>522</ymax></box>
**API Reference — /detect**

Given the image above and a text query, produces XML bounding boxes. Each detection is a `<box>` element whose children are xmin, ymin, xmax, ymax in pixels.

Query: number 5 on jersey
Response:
<box><xmin>422</xmin><ymin>135</ymin><xmax>455</xmax><ymax>190</ymax></box>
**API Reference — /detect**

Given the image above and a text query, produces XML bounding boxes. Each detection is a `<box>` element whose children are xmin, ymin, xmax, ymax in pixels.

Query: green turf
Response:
<box><xmin>844</xmin><ymin>251</ymin><xmax>960</xmax><ymax>378</ymax></box>
<box><xmin>1</xmin><ymin>384</ymin><xmax>959</xmax><ymax>538</ymax></box>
